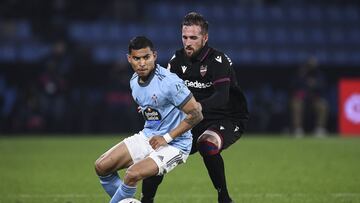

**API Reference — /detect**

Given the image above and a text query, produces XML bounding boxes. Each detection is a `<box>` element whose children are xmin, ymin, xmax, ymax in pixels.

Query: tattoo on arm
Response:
<box><xmin>184</xmin><ymin>107</ymin><xmax>203</xmax><ymax>126</ymax></box>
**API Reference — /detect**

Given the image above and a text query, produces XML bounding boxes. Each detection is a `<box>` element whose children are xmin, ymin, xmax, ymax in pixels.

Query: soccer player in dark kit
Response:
<box><xmin>141</xmin><ymin>12</ymin><xmax>249</xmax><ymax>203</ymax></box>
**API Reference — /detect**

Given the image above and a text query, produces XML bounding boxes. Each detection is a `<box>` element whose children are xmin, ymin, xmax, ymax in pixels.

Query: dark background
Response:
<box><xmin>0</xmin><ymin>0</ymin><xmax>359</xmax><ymax>134</ymax></box>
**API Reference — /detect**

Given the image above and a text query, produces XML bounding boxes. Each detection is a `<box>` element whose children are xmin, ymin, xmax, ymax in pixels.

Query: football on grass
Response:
<box><xmin>118</xmin><ymin>198</ymin><xmax>141</xmax><ymax>203</ymax></box>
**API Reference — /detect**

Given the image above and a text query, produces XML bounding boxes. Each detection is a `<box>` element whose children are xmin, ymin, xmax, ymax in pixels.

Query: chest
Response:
<box><xmin>132</xmin><ymin>82</ymin><xmax>168</xmax><ymax>108</ymax></box>
<box><xmin>177</xmin><ymin>61</ymin><xmax>213</xmax><ymax>82</ymax></box>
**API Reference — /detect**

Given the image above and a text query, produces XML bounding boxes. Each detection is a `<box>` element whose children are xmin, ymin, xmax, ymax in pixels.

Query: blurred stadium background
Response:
<box><xmin>0</xmin><ymin>0</ymin><xmax>359</xmax><ymax>134</ymax></box>
<box><xmin>1</xmin><ymin>1</ymin><xmax>360</xmax><ymax>203</ymax></box>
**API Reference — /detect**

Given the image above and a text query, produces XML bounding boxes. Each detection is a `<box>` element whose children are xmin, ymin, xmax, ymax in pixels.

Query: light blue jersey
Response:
<box><xmin>130</xmin><ymin>64</ymin><xmax>193</xmax><ymax>154</ymax></box>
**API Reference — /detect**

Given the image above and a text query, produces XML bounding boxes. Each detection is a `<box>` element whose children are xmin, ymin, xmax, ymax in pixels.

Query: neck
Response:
<box><xmin>139</xmin><ymin>76</ymin><xmax>149</xmax><ymax>83</ymax></box>
<box><xmin>138</xmin><ymin>65</ymin><xmax>156</xmax><ymax>84</ymax></box>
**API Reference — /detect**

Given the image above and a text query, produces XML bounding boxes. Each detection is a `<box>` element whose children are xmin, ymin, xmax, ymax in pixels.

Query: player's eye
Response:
<box><xmin>190</xmin><ymin>36</ymin><xmax>198</xmax><ymax>40</ymax></box>
<box><xmin>133</xmin><ymin>56</ymin><xmax>140</xmax><ymax>61</ymax></box>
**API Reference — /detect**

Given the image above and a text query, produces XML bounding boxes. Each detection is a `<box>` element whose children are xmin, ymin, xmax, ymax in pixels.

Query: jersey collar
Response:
<box><xmin>138</xmin><ymin>64</ymin><xmax>158</xmax><ymax>87</ymax></box>
<box><xmin>179</xmin><ymin>44</ymin><xmax>211</xmax><ymax>64</ymax></box>
<box><xmin>196</xmin><ymin>43</ymin><xmax>211</xmax><ymax>62</ymax></box>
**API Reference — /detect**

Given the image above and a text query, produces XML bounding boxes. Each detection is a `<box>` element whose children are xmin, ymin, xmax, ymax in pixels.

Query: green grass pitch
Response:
<box><xmin>0</xmin><ymin>135</ymin><xmax>360</xmax><ymax>203</ymax></box>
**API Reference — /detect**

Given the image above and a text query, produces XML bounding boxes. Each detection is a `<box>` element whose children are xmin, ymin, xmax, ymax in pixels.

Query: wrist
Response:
<box><xmin>163</xmin><ymin>133</ymin><xmax>173</xmax><ymax>143</ymax></box>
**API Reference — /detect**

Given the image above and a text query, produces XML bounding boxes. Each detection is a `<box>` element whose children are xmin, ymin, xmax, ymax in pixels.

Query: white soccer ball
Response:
<box><xmin>118</xmin><ymin>198</ymin><xmax>141</xmax><ymax>203</ymax></box>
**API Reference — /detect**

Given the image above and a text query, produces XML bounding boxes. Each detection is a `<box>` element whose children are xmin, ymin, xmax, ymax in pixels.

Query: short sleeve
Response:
<box><xmin>165</xmin><ymin>74</ymin><xmax>192</xmax><ymax>108</ymax></box>
<box><xmin>212</xmin><ymin>53</ymin><xmax>232</xmax><ymax>84</ymax></box>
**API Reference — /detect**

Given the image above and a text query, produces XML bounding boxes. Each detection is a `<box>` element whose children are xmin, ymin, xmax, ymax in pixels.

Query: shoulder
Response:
<box><xmin>155</xmin><ymin>65</ymin><xmax>186</xmax><ymax>96</ymax></box>
<box><xmin>130</xmin><ymin>72</ymin><xmax>138</xmax><ymax>81</ymax></box>
<box><xmin>129</xmin><ymin>73</ymin><xmax>138</xmax><ymax>88</ymax></box>
<box><xmin>157</xmin><ymin>65</ymin><xmax>182</xmax><ymax>82</ymax></box>
<box><xmin>167</xmin><ymin>49</ymin><xmax>184</xmax><ymax>68</ymax></box>
<box><xmin>208</xmin><ymin>48</ymin><xmax>233</xmax><ymax>67</ymax></box>
<box><xmin>154</xmin><ymin>64</ymin><xmax>169</xmax><ymax>80</ymax></box>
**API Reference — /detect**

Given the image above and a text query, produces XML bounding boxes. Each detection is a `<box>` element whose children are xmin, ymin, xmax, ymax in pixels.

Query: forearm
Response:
<box><xmin>200</xmin><ymin>82</ymin><xmax>230</xmax><ymax>109</ymax></box>
<box><xmin>168</xmin><ymin>103</ymin><xmax>203</xmax><ymax>139</ymax></box>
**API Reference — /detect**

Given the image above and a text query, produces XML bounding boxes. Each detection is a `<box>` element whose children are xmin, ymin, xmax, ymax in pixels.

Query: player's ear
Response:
<box><xmin>153</xmin><ymin>51</ymin><xmax>157</xmax><ymax>61</ymax></box>
<box><xmin>203</xmin><ymin>33</ymin><xmax>208</xmax><ymax>44</ymax></box>
<box><xmin>126</xmin><ymin>54</ymin><xmax>132</xmax><ymax>63</ymax></box>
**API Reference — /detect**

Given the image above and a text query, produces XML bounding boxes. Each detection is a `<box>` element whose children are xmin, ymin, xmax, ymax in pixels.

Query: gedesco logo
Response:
<box><xmin>345</xmin><ymin>94</ymin><xmax>360</xmax><ymax>124</ymax></box>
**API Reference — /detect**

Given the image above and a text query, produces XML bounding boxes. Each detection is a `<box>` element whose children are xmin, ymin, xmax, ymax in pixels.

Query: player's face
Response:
<box><xmin>127</xmin><ymin>47</ymin><xmax>157</xmax><ymax>80</ymax></box>
<box><xmin>182</xmin><ymin>25</ymin><xmax>208</xmax><ymax>58</ymax></box>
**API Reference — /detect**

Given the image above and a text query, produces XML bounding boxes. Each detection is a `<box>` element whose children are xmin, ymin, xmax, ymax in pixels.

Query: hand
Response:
<box><xmin>149</xmin><ymin>135</ymin><xmax>167</xmax><ymax>150</ymax></box>
<box><xmin>137</xmin><ymin>106</ymin><xmax>142</xmax><ymax>113</ymax></box>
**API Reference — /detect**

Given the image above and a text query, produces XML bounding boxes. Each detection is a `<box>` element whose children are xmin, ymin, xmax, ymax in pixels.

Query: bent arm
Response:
<box><xmin>168</xmin><ymin>96</ymin><xmax>203</xmax><ymax>140</ymax></box>
<box><xmin>149</xmin><ymin>96</ymin><xmax>203</xmax><ymax>149</ymax></box>
<box><xmin>200</xmin><ymin>81</ymin><xmax>230</xmax><ymax>109</ymax></box>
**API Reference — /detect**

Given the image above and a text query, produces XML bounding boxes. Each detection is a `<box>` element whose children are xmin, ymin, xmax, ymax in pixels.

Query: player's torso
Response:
<box><xmin>173</xmin><ymin>55</ymin><xmax>216</xmax><ymax>102</ymax></box>
<box><xmin>170</xmin><ymin>48</ymin><xmax>249</xmax><ymax>121</ymax></box>
<box><xmin>131</xmin><ymin>68</ymin><xmax>174</xmax><ymax>129</ymax></box>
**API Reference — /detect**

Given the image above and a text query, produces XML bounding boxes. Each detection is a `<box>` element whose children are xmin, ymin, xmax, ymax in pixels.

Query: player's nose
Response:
<box><xmin>139</xmin><ymin>58</ymin><xmax>146</xmax><ymax>66</ymax></box>
<box><xmin>184</xmin><ymin>39</ymin><xmax>191</xmax><ymax>47</ymax></box>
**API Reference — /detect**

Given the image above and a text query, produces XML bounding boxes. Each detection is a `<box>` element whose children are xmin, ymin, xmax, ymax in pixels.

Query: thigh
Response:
<box><xmin>126</xmin><ymin>157</ymin><xmax>159</xmax><ymax>180</ymax></box>
<box><xmin>123</xmin><ymin>132</ymin><xmax>154</xmax><ymax>163</ymax></box>
<box><xmin>96</xmin><ymin>141</ymin><xmax>133</xmax><ymax>174</ymax></box>
<box><xmin>149</xmin><ymin>145</ymin><xmax>189</xmax><ymax>175</ymax></box>
<box><xmin>201</xmin><ymin>119</ymin><xmax>246</xmax><ymax>150</ymax></box>
<box><xmin>217</xmin><ymin>119</ymin><xmax>246</xmax><ymax>150</ymax></box>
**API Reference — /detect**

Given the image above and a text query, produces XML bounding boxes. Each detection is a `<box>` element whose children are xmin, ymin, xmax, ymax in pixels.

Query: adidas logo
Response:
<box><xmin>157</xmin><ymin>155</ymin><xmax>164</xmax><ymax>161</ymax></box>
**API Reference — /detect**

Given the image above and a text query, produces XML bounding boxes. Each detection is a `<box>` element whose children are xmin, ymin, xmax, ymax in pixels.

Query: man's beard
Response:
<box><xmin>186</xmin><ymin>47</ymin><xmax>202</xmax><ymax>59</ymax></box>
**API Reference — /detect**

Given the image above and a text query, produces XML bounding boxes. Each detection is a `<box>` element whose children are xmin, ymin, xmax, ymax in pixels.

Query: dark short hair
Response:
<box><xmin>182</xmin><ymin>12</ymin><xmax>209</xmax><ymax>34</ymax></box>
<box><xmin>128</xmin><ymin>36</ymin><xmax>155</xmax><ymax>54</ymax></box>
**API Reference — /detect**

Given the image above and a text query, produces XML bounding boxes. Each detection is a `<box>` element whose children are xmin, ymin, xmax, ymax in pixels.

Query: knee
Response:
<box><xmin>124</xmin><ymin>168</ymin><xmax>142</xmax><ymax>186</ymax></box>
<box><xmin>94</xmin><ymin>157</ymin><xmax>109</xmax><ymax>176</ymax></box>
<box><xmin>197</xmin><ymin>140</ymin><xmax>220</xmax><ymax>156</ymax></box>
<box><xmin>197</xmin><ymin>132</ymin><xmax>221</xmax><ymax>157</ymax></box>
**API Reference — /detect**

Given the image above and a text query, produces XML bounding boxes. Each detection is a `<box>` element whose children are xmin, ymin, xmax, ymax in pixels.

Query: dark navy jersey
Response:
<box><xmin>167</xmin><ymin>44</ymin><xmax>249</xmax><ymax>122</ymax></box>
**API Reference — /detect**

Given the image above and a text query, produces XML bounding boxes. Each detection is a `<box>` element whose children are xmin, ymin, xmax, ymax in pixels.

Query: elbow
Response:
<box><xmin>217</xmin><ymin>98</ymin><xmax>229</xmax><ymax>107</ymax></box>
<box><xmin>218</xmin><ymin>93</ymin><xmax>230</xmax><ymax>106</ymax></box>
<box><xmin>201</xmin><ymin>93</ymin><xmax>229</xmax><ymax>108</ymax></box>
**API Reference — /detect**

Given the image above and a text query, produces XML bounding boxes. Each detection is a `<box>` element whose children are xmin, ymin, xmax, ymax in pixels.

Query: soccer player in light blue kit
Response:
<box><xmin>95</xmin><ymin>36</ymin><xmax>203</xmax><ymax>203</ymax></box>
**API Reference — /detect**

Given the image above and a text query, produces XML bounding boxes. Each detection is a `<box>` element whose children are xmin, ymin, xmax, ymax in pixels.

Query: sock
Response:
<box><xmin>99</xmin><ymin>172</ymin><xmax>122</xmax><ymax>197</ymax></box>
<box><xmin>141</xmin><ymin>175</ymin><xmax>164</xmax><ymax>203</ymax></box>
<box><xmin>110</xmin><ymin>182</ymin><xmax>137</xmax><ymax>203</ymax></box>
<box><xmin>203</xmin><ymin>154</ymin><xmax>232</xmax><ymax>203</ymax></box>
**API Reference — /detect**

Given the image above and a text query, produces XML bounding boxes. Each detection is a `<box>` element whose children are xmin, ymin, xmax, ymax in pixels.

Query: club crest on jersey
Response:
<box><xmin>200</xmin><ymin>65</ymin><xmax>207</xmax><ymax>77</ymax></box>
<box><xmin>143</xmin><ymin>107</ymin><xmax>162</xmax><ymax>121</ymax></box>
<box><xmin>151</xmin><ymin>94</ymin><xmax>158</xmax><ymax>105</ymax></box>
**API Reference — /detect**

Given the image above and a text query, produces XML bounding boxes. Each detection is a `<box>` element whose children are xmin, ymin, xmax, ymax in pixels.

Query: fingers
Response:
<box><xmin>149</xmin><ymin>136</ymin><xmax>167</xmax><ymax>150</ymax></box>
<box><xmin>149</xmin><ymin>137</ymin><xmax>159</xmax><ymax>150</ymax></box>
<box><xmin>149</xmin><ymin>137</ymin><xmax>157</xmax><ymax>149</ymax></box>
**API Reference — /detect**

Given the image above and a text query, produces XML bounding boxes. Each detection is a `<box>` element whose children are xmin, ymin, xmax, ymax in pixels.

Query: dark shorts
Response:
<box><xmin>190</xmin><ymin>119</ymin><xmax>247</xmax><ymax>155</ymax></box>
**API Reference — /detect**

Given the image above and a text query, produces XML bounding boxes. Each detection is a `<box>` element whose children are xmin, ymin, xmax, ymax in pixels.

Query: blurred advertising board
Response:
<box><xmin>339</xmin><ymin>79</ymin><xmax>360</xmax><ymax>136</ymax></box>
